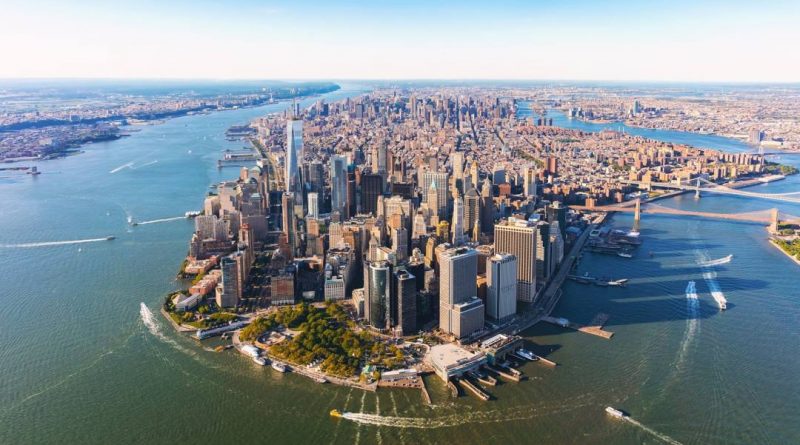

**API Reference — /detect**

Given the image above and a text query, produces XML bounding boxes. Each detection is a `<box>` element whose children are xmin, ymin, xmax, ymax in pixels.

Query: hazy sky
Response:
<box><xmin>2</xmin><ymin>0</ymin><xmax>799</xmax><ymax>82</ymax></box>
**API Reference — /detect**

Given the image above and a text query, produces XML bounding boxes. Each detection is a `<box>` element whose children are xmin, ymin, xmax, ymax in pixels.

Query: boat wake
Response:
<box><xmin>340</xmin><ymin>398</ymin><xmax>592</xmax><ymax>429</ymax></box>
<box><xmin>697</xmin><ymin>254</ymin><xmax>732</xmax><ymax>267</ymax></box>
<box><xmin>0</xmin><ymin>237</ymin><xmax>111</xmax><ymax>248</ymax></box>
<box><xmin>132</xmin><ymin>160</ymin><xmax>158</xmax><ymax>169</ymax></box>
<box><xmin>109</xmin><ymin>162</ymin><xmax>134</xmax><ymax>174</ymax></box>
<box><xmin>135</xmin><ymin>216</ymin><xmax>185</xmax><ymax>225</ymax></box>
<box><xmin>675</xmin><ymin>281</ymin><xmax>699</xmax><ymax>371</ymax></box>
<box><xmin>622</xmin><ymin>417</ymin><xmax>684</xmax><ymax>445</ymax></box>
<box><xmin>139</xmin><ymin>302</ymin><xmax>192</xmax><ymax>354</ymax></box>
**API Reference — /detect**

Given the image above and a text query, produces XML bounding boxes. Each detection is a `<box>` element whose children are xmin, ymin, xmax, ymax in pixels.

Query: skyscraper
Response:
<box><xmin>523</xmin><ymin>166</ymin><xmax>537</xmax><ymax>198</ymax></box>
<box><xmin>393</xmin><ymin>268</ymin><xmax>417</xmax><ymax>335</ymax></box>
<box><xmin>451</xmin><ymin>195</ymin><xmax>466</xmax><ymax>246</ymax></box>
<box><xmin>494</xmin><ymin>219</ymin><xmax>538</xmax><ymax>303</ymax></box>
<box><xmin>330</xmin><ymin>156</ymin><xmax>348</xmax><ymax>216</ymax></box>
<box><xmin>360</xmin><ymin>174</ymin><xmax>383</xmax><ymax>215</ymax></box>
<box><xmin>286</xmin><ymin>118</ymin><xmax>304</xmax><ymax>197</ymax></box>
<box><xmin>307</xmin><ymin>192</ymin><xmax>319</xmax><ymax>219</ymax></box>
<box><xmin>487</xmin><ymin>253</ymin><xmax>518</xmax><ymax>320</ymax></box>
<box><xmin>438</xmin><ymin>247</ymin><xmax>483</xmax><ymax>338</ymax></box>
<box><xmin>464</xmin><ymin>187</ymin><xmax>480</xmax><ymax>238</ymax></box>
<box><xmin>366</xmin><ymin>261</ymin><xmax>390</xmax><ymax>329</ymax></box>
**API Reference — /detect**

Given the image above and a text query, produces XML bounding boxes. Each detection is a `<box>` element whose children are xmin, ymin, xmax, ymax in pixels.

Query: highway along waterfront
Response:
<box><xmin>2</xmin><ymin>87</ymin><xmax>800</xmax><ymax>444</ymax></box>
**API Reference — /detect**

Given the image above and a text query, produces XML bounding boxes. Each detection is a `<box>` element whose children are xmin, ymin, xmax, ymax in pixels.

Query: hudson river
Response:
<box><xmin>1</xmin><ymin>91</ymin><xmax>799</xmax><ymax>444</ymax></box>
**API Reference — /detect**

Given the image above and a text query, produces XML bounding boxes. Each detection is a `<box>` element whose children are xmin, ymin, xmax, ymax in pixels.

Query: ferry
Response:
<box><xmin>330</xmin><ymin>409</ymin><xmax>342</xmax><ymax>418</ymax></box>
<box><xmin>605</xmin><ymin>406</ymin><xmax>627</xmax><ymax>419</ymax></box>
<box><xmin>517</xmin><ymin>349</ymin><xmax>538</xmax><ymax>361</ymax></box>
<box><xmin>272</xmin><ymin>362</ymin><xmax>287</xmax><ymax>373</ymax></box>
<box><xmin>252</xmin><ymin>356</ymin><xmax>267</xmax><ymax>366</ymax></box>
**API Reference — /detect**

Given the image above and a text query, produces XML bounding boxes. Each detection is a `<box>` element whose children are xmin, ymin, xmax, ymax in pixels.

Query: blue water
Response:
<box><xmin>0</xmin><ymin>85</ymin><xmax>798</xmax><ymax>444</ymax></box>
<box><xmin>517</xmin><ymin>102</ymin><xmax>758</xmax><ymax>153</ymax></box>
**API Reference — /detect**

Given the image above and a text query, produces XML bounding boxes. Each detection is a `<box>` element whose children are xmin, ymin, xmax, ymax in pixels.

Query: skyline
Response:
<box><xmin>2</xmin><ymin>0</ymin><xmax>800</xmax><ymax>82</ymax></box>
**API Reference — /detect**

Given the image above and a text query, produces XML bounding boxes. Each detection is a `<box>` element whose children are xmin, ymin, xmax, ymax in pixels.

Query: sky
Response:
<box><xmin>1</xmin><ymin>0</ymin><xmax>799</xmax><ymax>82</ymax></box>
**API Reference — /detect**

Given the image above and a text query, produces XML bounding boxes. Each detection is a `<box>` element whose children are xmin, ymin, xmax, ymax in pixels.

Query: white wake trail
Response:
<box><xmin>109</xmin><ymin>162</ymin><xmax>134</xmax><ymax>173</ymax></box>
<box><xmin>675</xmin><ymin>281</ymin><xmax>699</xmax><ymax>371</ymax></box>
<box><xmin>0</xmin><ymin>237</ymin><xmax>112</xmax><ymax>248</ymax></box>
<box><xmin>135</xmin><ymin>216</ymin><xmax>185</xmax><ymax>225</ymax></box>
<box><xmin>623</xmin><ymin>417</ymin><xmax>684</xmax><ymax>445</ymax></box>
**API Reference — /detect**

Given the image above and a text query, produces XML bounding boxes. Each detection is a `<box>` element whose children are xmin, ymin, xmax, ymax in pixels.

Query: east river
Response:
<box><xmin>1</xmin><ymin>91</ymin><xmax>799</xmax><ymax>444</ymax></box>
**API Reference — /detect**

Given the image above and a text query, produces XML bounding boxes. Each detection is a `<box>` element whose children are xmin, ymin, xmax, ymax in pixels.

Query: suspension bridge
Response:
<box><xmin>621</xmin><ymin>176</ymin><xmax>800</xmax><ymax>205</ymax></box>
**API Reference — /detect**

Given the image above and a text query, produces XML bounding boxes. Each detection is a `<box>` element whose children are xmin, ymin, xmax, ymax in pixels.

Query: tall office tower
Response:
<box><xmin>285</xmin><ymin>118</ymin><xmax>303</xmax><ymax>196</ymax></box>
<box><xmin>549</xmin><ymin>220</ymin><xmax>565</xmax><ymax>268</ymax></box>
<box><xmin>464</xmin><ymin>187</ymin><xmax>480</xmax><ymax>236</ymax></box>
<box><xmin>372</xmin><ymin>145</ymin><xmax>388</xmax><ymax>174</ymax></box>
<box><xmin>307</xmin><ymin>192</ymin><xmax>319</xmax><ymax>219</ymax></box>
<box><xmin>427</xmin><ymin>182</ymin><xmax>440</xmax><ymax>218</ymax></box>
<box><xmin>480</xmin><ymin>178</ymin><xmax>494</xmax><ymax>234</ymax></box>
<box><xmin>438</xmin><ymin>247</ymin><xmax>483</xmax><ymax>338</ymax></box>
<box><xmin>469</xmin><ymin>160</ymin><xmax>479</xmax><ymax>190</ymax></box>
<box><xmin>346</xmin><ymin>166</ymin><xmax>357</xmax><ymax>218</ymax></box>
<box><xmin>494</xmin><ymin>219</ymin><xmax>538</xmax><ymax>303</ymax></box>
<box><xmin>451</xmin><ymin>151</ymin><xmax>464</xmax><ymax>180</ymax></box>
<box><xmin>281</xmin><ymin>192</ymin><xmax>297</xmax><ymax>258</ymax></box>
<box><xmin>420</xmin><ymin>171</ymin><xmax>449</xmax><ymax>204</ymax></box>
<box><xmin>535</xmin><ymin>221</ymin><xmax>551</xmax><ymax>285</ymax></box>
<box><xmin>391</xmin><ymin>226</ymin><xmax>408</xmax><ymax>262</ymax></box>
<box><xmin>217</xmin><ymin>255</ymin><xmax>242</xmax><ymax>308</ymax></box>
<box><xmin>365</xmin><ymin>261</ymin><xmax>390</xmax><ymax>329</ymax></box>
<box><xmin>546</xmin><ymin>201</ymin><xmax>567</xmax><ymax>240</ymax></box>
<box><xmin>330</xmin><ymin>156</ymin><xmax>348</xmax><ymax>216</ymax></box>
<box><xmin>487</xmin><ymin>253</ymin><xmax>518</xmax><ymax>320</ymax></box>
<box><xmin>451</xmin><ymin>195</ymin><xmax>466</xmax><ymax>246</ymax></box>
<box><xmin>492</xmin><ymin>163</ymin><xmax>506</xmax><ymax>184</ymax></box>
<box><xmin>360</xmin><ymin>174</ymin><xmax>383</xmax><ymax>216</ymax></box>
<box><xmin>393</xmin><ymin>268</ymin><xmax>417</xmax><ymax>335</ymax></box>
<box><xmin>523</xmin><ymin>166</ymin><xmax>538</xmax><ymax>198</ymax></box>
<box><xmin>412</xmin><ymin>211</ymin><xmax>427</xmax><ymax>240</ymax></box>
<box><xmin>304</xmin><ymin>161</ymin><xmax>325</xmax><ymax>194</ymax></box>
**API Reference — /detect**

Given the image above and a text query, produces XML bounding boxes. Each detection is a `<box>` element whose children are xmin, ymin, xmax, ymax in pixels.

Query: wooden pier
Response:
<box><xmin>542</xmin><ymin>313</ymin><xmax>614</xmax><ymax>339</ymax></box>
<box><xmin>447</xmin><ymin>380</ymin><xmax>460</xmax><ymax>398</ymax></box>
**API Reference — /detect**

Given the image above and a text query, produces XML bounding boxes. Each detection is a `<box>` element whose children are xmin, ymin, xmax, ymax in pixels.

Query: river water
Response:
<box><xmin>1</xmin><ymin>90</ymin><xmax>799</xmax><ymax>444</ymax></box>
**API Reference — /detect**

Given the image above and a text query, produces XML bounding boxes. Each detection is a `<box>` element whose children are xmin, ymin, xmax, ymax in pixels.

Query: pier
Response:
<box><xmin>542</xmin><ymin>313</ymin><xmax>614</xmax><ymax>339</ymax></box>
<box><xmin>532</xmin><ymin>353</ymin><xmax>558</xmax><ymax>367</ymax></box>
<box><xmin>456</xmin><ymin>378</ymin><xmax>491</xmax><ymax>401</ymax></box>
<box><xmin>484</xmin><ymin>364</ymin><xmax>521</xmax><ymax>382</ymax></box>
<box><xmin>447</xmin><ymin>380</ymin><xmax>460</xmax><ymax>398</ymax></box>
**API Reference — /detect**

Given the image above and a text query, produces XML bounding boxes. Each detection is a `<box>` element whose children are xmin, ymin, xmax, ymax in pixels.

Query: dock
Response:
<box><xmin>532</xmin><ymin>354</ymin><xmax>558</xmax><ymax>367</ymax></box>
<box><xmin>420</xmin><ymin>379</ymin><xmax>432</xmax><ymax>405</ymax></box>
<box><xmin>456</xmin><ymin>378</ymin><xmax>491</xmax><ymax>401</ymax></box>
<box><xmin>484</xmin><ymin>365</ymin><xmax>521</xmax><ymax>382</ymax></box>
<box><xmin>542</xmin><ymin>313</ymin><xmax>614</xmax><ymax>339</ymax></box>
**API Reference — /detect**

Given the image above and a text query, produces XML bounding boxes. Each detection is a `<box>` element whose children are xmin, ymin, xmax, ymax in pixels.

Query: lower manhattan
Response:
<box><xmin>1</xmin><ymin>1</ymin><xmax>799</xmax><ymax>444</ymax></box>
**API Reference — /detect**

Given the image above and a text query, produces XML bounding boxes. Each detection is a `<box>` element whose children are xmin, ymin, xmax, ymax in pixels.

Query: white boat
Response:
<box><xmin>241</xmin><ymin>345</ymin><xmax>260</xmax><ymax>358</ymax></box>
<box><xmin>608</xmin><ymin>278</ymin><xmax>629</xmax><ymax>287</ymax></box>
<box><xmin>617</xmin><ymin>252</ymin><xmax>633</xmax><ymax>258</ymax></box>
<box><xmin>315</xmin><ymin>376</ymin><xmax>328</xmax><ymax>384</ymax></box>
<box><xmin>252</xmin><ymin>356</ymin><xmax>267</xmax><ymax>366</ymax></box>
<box><xmin>517</xmin><ymin>349</ymin><xmax>538</xmax><ymax>361</ymax></box>
<box><xmin>272</xmin><ymin>362</ymin><xmax>287</xmax><ymax>373</ymax></box>
<box><xmin>605</xmin><ymin>406</ymin><xmax>626</xmax><ymax>418</ymax></box>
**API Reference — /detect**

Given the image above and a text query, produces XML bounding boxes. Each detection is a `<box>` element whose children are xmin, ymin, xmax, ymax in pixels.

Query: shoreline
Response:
<box><xmin>768</xmin><ymin>238</ymin><xmax>800</xmax><ymax>267</ymax></box>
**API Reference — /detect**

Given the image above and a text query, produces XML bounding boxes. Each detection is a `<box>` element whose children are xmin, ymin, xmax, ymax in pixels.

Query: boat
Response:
<box><xmin>105</xmin><ymin>236</ymin><xmax>116</xmax><ymax>241</ymax></box>
<box><xmin>608</xmin><ymin>278</ymin><xmax>629</xmax><ymax>287</ymax></box>
<box><xmin>272</xmin><ymin>362</ymin><xmax>287</xmax><ymax>373</ymax></box>
<box><xmin>517</xmin><ymin>349</ymin><xmax>538</xmax><ymax>361</ymax></box>
<box><xmin>605</xmin><ymin>406</ymin><xmax>627</xmax><ymax>418</ymax></box>
<box><xmin>252</xmin><ymin>356</ymin><xmax>267</xmax><ymax>366</ymax></box>
<box><xmin>184</xmin><ymin>211</ymin><xmax>201</xmax><ymax>218</ymax></box>
<box><xmin>213</xmin><ymin>345</ymin><xmax>226</xmax><ymax>352</ymax></box>
<box><xmin>617</xmin><ymin>252</ymin><xmax>633</xmax><ymax>258</ymax></box>
<box><xmin>330</xmin><ymin>409</ymin><xmax>342</xmax><ymax>418</ymax></box>
<box><xmin>315</xmin><ymin>376</ymin><xmax>328</xmax><ymax>384</ymax></box>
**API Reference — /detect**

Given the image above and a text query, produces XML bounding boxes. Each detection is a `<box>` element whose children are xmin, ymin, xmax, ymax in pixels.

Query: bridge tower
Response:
<box><xmin>769</xmin><ymin>208</ymin><xmax>779</xmax><ymax>233</ymax></box>
<box><xmin>633</xmin><ymin>198</ymin><xmax>641</xmax><ymax>232</ymax></box>
<box><xmin>694</xmin><ymin>177</ymin><xmax>701</xmax><ymax>199</ymax></box>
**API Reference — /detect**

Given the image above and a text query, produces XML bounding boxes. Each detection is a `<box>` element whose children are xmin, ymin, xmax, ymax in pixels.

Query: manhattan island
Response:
<box><xmin>160</xmin><ymin>85</ymin><xmax>800</xmax><ymax>402</ymax></box>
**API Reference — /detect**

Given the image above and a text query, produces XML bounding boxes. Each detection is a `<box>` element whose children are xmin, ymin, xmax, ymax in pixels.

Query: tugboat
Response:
<box><xmin>605</xmin><ymin>407</ymin><xmax>627</xmax><ymax>419</ymax></box>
